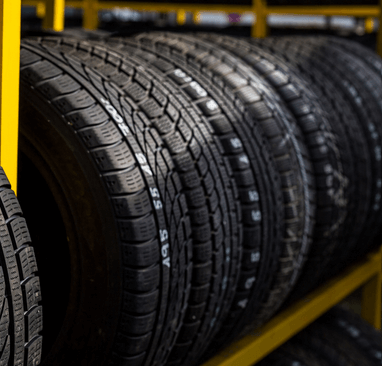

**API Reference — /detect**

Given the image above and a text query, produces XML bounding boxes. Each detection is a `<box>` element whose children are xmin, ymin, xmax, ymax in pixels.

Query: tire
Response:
<box><xmin>87</xmin><ymin>35</ymin><xmax>285</xmax><ymax>359</ymax></box>
<box><xmin>294</xmin><ymin>307</ymin><xmax>382</xmax><ymax>366</ymax></box>
<box><xmin>197</xmin><ymin>32</ymin><xmax>350</xmax><ymax>300</ymax></box>
<box><xmin>310</xmin><ymin>36</ymin><xmax>382</xmax><ymax>254</ymax></box>
<box><xmin>125</xmin><ymin>32</ymin><xmax>315</xmax><ymax>334</ymax></box>
<box><xmin>31</xmin><ymin>35</ymin><xmax>243</xmax><ymax>366</ymax></box>
<box><xmin>326</xmin><ymin>36</ymin><xmax>382</xmax><ymax>80</ymax></box>
<box><xmin>256</xmin><ymin>37</ymin><xmax>372</xmax><ymax>284</ymax></box>
<box><xmin>19</xmin><ymin>38</ymin><xmax>193</xmax><ymax>366</ymax></box>
<box><xmin>259</xmin><ymin>307</ymin><xmax>381</xmax><ymax>366</ymax></box>
<box><xmin>0</xmin><ymin>167</ymin><xmax>42</xmax><ymax>366</ymax></box>
<box><xmin>257</xmin><ymin>339</ymin><xmax>330</xmax><ymax>366</ymax></box>
<box><xmin>319</xmin><ymin>307</ymin><xmax>382</xmax><ymax>365</ymax></box>
<box><xmin>294</xmin><ymin>36</ymin><xmax>382</xmax><ymax>257</ymax></box>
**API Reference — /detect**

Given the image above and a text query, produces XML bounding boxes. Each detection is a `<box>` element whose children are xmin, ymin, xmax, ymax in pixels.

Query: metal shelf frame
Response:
<box><xmin>21</xmin><ymin>0</ymin><xmax>382</xmax><ymax>54</ymax></box>
<box><xmin>1</xmin><ymin>1</ymin><xmax>382</xmax><ymax>365</ymax></box>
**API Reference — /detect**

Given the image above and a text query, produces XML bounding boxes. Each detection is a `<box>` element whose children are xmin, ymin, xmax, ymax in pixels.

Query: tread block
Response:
<box><xmin>0</xmin><ymin>190</ymin><xmax>22</xmax><ymax>219</ymax></box>
<box><xmin>22</xmin><ymin>277</ymin><xmax>42</xmax><ymax>311</ymax></box>
<box><xmin>25</xmin><ymin>306</ymin><xmax>43</xmax><ymax>341</ymax></box>
<box><xmin>52</xmin><ymin>89</ymin><xmax>96</xmax><ymax>114</ymax></box>
<box><xmin>118</xmin><ymin>214</ymin><xmax>157</xmax><ymax>243</ymax></box>
<box><xmin>112</xmin><ymin>190</ymin><xmax>152</xmax><ymax>218</ymax></box>
<box><xmin>122</xmin><ymin>240</ymin><xmax>159</xmax><ymax>268</ymax></box>
<box><xmin>0</xmin><ymin>169</ymin><xmax>10</xmax><ymax>189</ymax></box>
<box><xmin>103</xmin><ymin>167</ymin><xmax>145</xmax><ymax>195</ymax></box>
<box><xmin>124</xmin><ymin>265</ymin><xmax>160</xmax><ymax>292</ymax></box>
<box><xmin>115</xmin><ymin>332</ymin><xmax>152</xmax><ymax>355</ymax></box>
<box><xmin>25</xmin><ymin>336</ymin><xmax>42</xmax><ymax>366</ymax></box>
<box><xmin>9</xmin><ymin>218</ymin><xmax>31</xmax><ymax>249</ymax></box>
<box><xmin>78</xmin><ymin>121</ymin><xmax>121</xmax><ymax>148</ymax></box>
<box><xmin>66</xmin><ymin>104</ymin><xmax>109</xmax><ymax>129</ymax></box>
<box><xmin>22</xmin><ymin>60</ymin><xmax>62</xmax><ymax>84</ymax></box>
<box><xmin>123</xmin><ymin>290</ymin><xmax>159</xmax><ymax>314</ymax></box>
<box><xmin>17</xmin><ymin>247</ymin><xmax>38</xmax><ymax>281</ymax></box>
<box><xmin>91</xmin><ymin>142</ymin><xmax>135</xmax><ymax>172</ymax></box>
<box><xmin>36</xmin><ymin>74</ymin><xmax>81</xmax><ymax>99</ymax></box>
<box><xmin>120</xmin><ymin>312</ymin><xmax>156</xmax><ymax>335</ymax></box>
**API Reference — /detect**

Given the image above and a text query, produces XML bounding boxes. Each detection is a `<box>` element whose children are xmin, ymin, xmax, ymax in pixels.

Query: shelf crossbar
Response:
<box><xmin>21</xmin><ymin>1</ymin><xmax>382</xmax><ymax>56</ymax></box>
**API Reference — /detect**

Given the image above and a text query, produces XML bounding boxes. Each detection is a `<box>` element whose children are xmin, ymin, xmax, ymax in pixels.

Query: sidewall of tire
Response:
<box><xmin>19</xmin><ymin>81</ymin><xmax>122</xmax><ymax>365</ymax></box>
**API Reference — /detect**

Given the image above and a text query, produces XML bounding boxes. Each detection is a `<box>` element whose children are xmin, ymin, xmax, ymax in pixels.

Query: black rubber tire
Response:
<box><xmin>0</xmin><ymin>167</ymin><xmax>42</xmax><ymax>366</ymax></box>
<box><xmin>257</xmin><ymin>339</ymin><xmax>330</xmax><ymax>366</ymax></box>
<box><xmin>326</xmin><ymin>36</ymin><xmax>382</xmax><ymax>80</ymax></box>
<box><xmin>30</xmin><ymin>36</ymin><xmax>242</xmax><ymax>366</ymax></box>
<box><xmin>294</xmin><ymin>308</ymin><xmax>381</xmax><ymax>366</ymax></box>
<box><xmin>197</xmin><ymin>32</ymin><xmax>351</xmax><ymax>300</ymax></box>
<box><xmin>256</xmin><ymin>37</ymin><xmax>372</xmax><ymax>285</ymax></box>
<box><xmin>84</xmin><ymin>35</ymin><xmax>286</xmax><ymax>362</ymax></box>
<box><xmin>19</xmin><ymin>38</ymin><xmax>193</xmax><ymax>366</ymax></box>
<box><xmin>125</xmin><ymin>32</ymin><xmax>315</xmax><ymax>337</ymax></box>
<box><xmin>318</xmin><ymin>307</ymin><xmax>382</xmax><ymax>365</ymax></box>
<box><xmin>309</xmin><ymin>36</ymin><xmax>382</xmax><ymax>254</ymax></box>
<box><xmin>292</xmin><ymin>36</ymin><xmax>382</xmax><ymax>257</ymax></box>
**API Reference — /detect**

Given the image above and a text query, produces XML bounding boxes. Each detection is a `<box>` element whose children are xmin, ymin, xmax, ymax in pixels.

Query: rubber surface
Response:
<box><xmin>127</xmin><ymin>32</ymin><xmax>315</xmax><ymax>339</ymax></box>
<box><xmin>20</xmin><ymin>38</ymin><xmax>193</xmax><ymax>366</ymax></box>
<box><xmin>294</xmin><ymin>36</ymin><xmax>382</xmax><ymax>258</ymax></box>
<box><xmin>258</xmin><ymin>341</ymin><xmax>329</xmax><ymax>366</ymax></box>
<box><xmin>198</xmin><ymin>32</ymin><xmax>350</xmax><ymax>301</ymax></box>
<box><xmin>36</xmin><ymin>35</ymin><xmax>244</xmax><ymax>366</ymax></box>
<box><xmin>295</xmin><ymin>307</ymin><xmax>381</xmax><ymax>366</ymax></box>
<box><xmin>0</xmin><ymin>167</ymin><xmax>42</xmax><ymax>366</ymax></box>
<box><xmin>85</xmin><ymin>34</ymin><xmax>290</xmax><ymax>362</ymax></box>
<box><xmin>256</xmin><ymin>36</ymin><xmax>372</xmax><ymax>292</ymax></box>
<box><xmin>319</xmin><ymin>307</ymin><xmax>382</xmax><ymax>366</ymax></box>
<box><xmin>259</xmin><ymin>307</ymin><xmax>382</xmax><ymax>366</ymax></box>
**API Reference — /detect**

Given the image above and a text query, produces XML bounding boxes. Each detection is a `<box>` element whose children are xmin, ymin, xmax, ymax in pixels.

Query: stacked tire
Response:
<box><xmin>0</xmin><ymin>168</ymin><xmax>42</xmax><ymax>366</ymax></box>
<box><xmin>16</xmin><ymin>33</ymin><xmax>382</xmax><ymax>365</ymax></box>
<box><xmin>258</xmin><ymin>306</ymin><xmax>382</xmax><ymax>366</ymax></box>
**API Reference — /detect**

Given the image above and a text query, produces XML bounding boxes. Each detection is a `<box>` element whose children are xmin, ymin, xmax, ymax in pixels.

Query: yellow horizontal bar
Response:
<box><xmin>66</xmin><ymin>1</ymin><xmax>253</xmax><ymax>12</ymax></box>
<box><xmin>266</xmin><ymin>5</ymin><xmax>380</xmax><ymax>16</ymax></box>
<box><xmin>203</xmin><ymin>249</ymin><xmax>382</xmax><ymax>366</ymax></box>
<box><xmin>65</xmin><ymin>1</ymin><xmax>381</xmax><ymax>17</ymax></box>
<box><xmin>26</xmin><ymin>1</ymin><xmax>382</xmax><ymax>18</ymax></box>
<box><xmin>21</xmin><ymin>0</ymin><xmax>43</xmax><ymax>6</ymax></box>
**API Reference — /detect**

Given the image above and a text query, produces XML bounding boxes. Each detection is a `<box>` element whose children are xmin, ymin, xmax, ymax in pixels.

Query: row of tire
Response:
<box><xmin>258</xmin><ymin>306</ymin><xmax>382</xmax><ymax>366</ymax></box>
<box><xmin>3</xmin><ymin>32</ymin><xmax>382</xmax><ymax>365</ymax></box>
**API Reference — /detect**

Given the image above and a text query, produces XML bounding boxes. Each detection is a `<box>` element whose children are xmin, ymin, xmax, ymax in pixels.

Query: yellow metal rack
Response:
<box><xmin>22</xmin><ymin>0</ymin><xmax>382</xmax><ymax>53</ymax></box>
<box><xmin>1</xmin><ymin>0</ymin><xmax>382</xmax><ymax>365</ymax></box>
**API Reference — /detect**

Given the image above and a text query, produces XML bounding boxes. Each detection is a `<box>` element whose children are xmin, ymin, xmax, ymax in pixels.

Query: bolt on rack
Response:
<box><xmin>1</xmin><ymin>1</ymin><xmax>382</xmax><ymax>365</ymax></box>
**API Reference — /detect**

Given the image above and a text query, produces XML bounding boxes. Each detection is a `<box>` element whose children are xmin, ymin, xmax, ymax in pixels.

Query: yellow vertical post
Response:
<box><xmin>176</xmin><ymin>9</ymin><xmax>187</xmax><ymax>26</ymax></box>
<box><xmin>43</xmin><ymin>0</ymin><xmax>65</xmax><ymax>31</ymax></box>
<box><xmin>36</xmin><ymin>2</ymin><xmax>46</xmax><ymax>19</ymax></box>
<box><xmin>364</xmin><ymin>17</ymin><xmax>375</xmax><ymax>33</ymax></box>
<box><xmin>193</xmin><ymin>11</ymin><xmax>201</xmax><ymax>25</ymax></box>
<box><xmin>361</xmin><ymin>247</ymin><xmax>382</xmax><ymax>330</ymax></box>
<box><xmin>0</xmin><ymin>0</ymin><xmax>21</xmax><ymax>191</ymax></box>
<box><xmin>252</xmin><ymin>0</ymin><xmax>268</xmax><ymax>38</ymax></box>
<box><xmin>83</xmin><ymin>0</ymin><xmax>99</xmax><ymax>30</ymax></box>
<box><xmin>378</xmin><ymin>0</ymin><xmax>382</xmax><ymax>56</ymax></box>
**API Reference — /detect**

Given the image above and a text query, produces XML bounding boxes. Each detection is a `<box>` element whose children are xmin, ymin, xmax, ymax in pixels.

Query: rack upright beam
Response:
<box><xmin>0</xmin><ymin>0</ymin><xmax>21</xmax><ymax>191</ymax></box>
<box><xmin>42</xmin><ymin>0</ymin><xmax>65</xmax><ymax>31</ymax></box>
<box><xmin>83</xmin><ymin>0</ymin><xmax>98</xmax><ymax>30</ymax></box>
<box><xmin>378</xmin><ymin>0</ymin><xmax>382</xmax><ymax>55</ymax></box>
